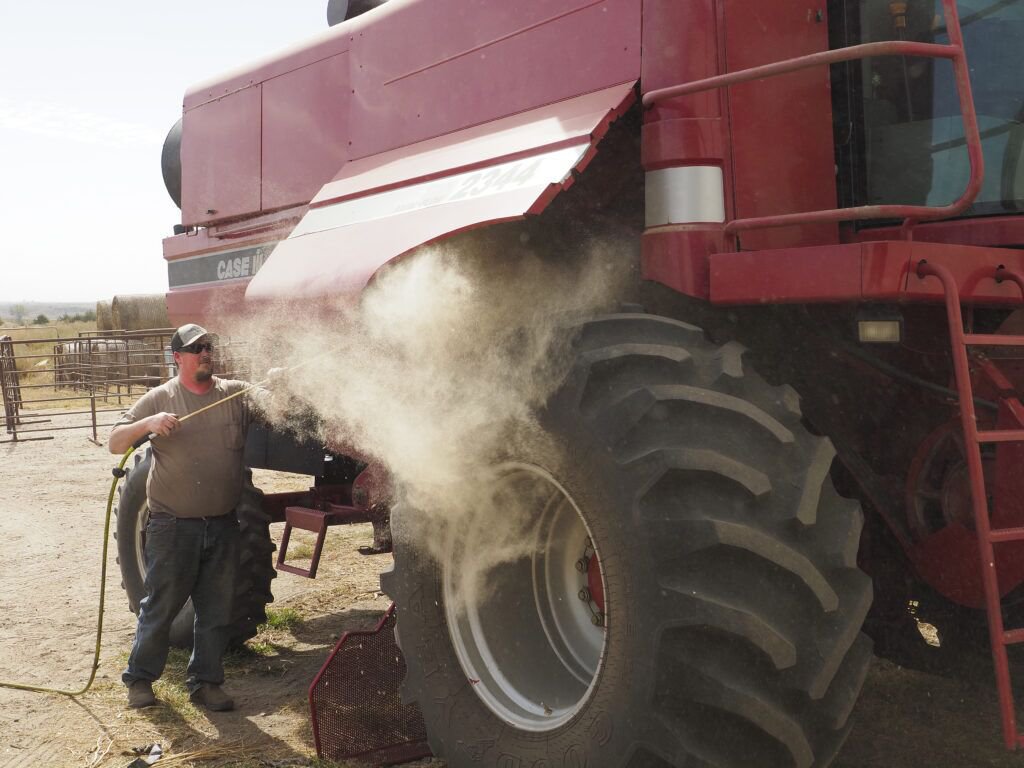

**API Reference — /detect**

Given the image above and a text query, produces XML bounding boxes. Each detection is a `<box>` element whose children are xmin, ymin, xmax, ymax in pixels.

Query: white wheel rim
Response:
<box><xmin>442</xmin><ymin>463</ymin><xmax>606</xmax><ymax>731</ymax></box>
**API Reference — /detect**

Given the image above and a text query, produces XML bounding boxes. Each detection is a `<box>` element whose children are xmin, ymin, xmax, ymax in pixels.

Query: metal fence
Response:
<box><xmin>0</xmin><ymin>330</ymin><xmax>250</xmax><ymax>444</ymax></box>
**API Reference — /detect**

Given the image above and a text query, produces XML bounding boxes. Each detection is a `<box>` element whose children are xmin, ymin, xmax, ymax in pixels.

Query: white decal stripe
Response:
<box><xmin>168</xmin><ymin>244</ymin><xmax>266</xmax><ymax>265</ymax></box>
<box><xmin>645</xmin><ymin>166</ymin><xmax>726</xmax><ymax>227</ymax></box>
<box><xmin>291</xmin><ymin>144</ymin><xmax>590</xmax><ymax>239</ymax></box>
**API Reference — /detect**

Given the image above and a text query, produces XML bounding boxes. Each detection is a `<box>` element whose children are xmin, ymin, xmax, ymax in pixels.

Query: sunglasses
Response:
<box><xmin>179</xmin><ymin>342</ymin><xmax>214</xmax><ymax>354</ymax></box>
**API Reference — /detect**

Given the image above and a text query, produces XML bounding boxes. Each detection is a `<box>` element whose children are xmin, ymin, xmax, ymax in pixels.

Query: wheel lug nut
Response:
<box><xmin>591</xmin><ymin>612</ymin><xmax>605</xmax><ymax>627</ymax></box>
<box><xmin>575</xmin><ymin>556</ymin><xmax>589</xmax><ymax>573</ymax></box>
<box><xmin>578</xmin><ymin>588</ymin><xmax>590</xmax><ymax>602</ymax></box>
<box><xmin>584</xmin><ymin>536</ymin><xmax>593</xmax><ymax>549</ymax></box>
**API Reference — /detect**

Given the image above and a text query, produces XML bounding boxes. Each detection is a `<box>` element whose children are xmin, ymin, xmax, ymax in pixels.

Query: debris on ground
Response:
<box><xmin>123</xmin><ymin>742</ymin><xmax>161</xmax><ymax>767</ymax></box>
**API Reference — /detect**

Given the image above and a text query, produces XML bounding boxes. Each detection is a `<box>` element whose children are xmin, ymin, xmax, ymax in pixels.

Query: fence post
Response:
<box><xmin>90</xmin><ymin>393</ymin><xmax>97</xmax><ymax>443</ymax></box>
<box><xmin>0</xmin><ymin>335</ymin><xmax>19</xmax><ymax>435</ymax></box>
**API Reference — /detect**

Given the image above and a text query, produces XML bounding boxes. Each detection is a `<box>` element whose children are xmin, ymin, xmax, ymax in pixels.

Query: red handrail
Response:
<box><xmin>644</xmin><ymin>0</ymin><xmax>983</xmax><ymax>234</ymax></box>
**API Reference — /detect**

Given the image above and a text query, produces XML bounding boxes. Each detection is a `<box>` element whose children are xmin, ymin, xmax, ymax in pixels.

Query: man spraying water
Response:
<box><xmin>108</xmin><ymin>323</ymin><xmax>275</xmax><ymax>711</ymax></box>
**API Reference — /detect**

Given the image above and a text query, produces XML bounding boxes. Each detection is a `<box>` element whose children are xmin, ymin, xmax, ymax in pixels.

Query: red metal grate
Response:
<box><xmin>309</xmin><ymin>604</ymin><xmax>430</xmax><ymax>765</ymax></box>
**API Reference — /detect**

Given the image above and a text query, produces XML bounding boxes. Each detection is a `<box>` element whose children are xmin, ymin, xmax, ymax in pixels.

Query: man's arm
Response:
<box><xmin>108</xmin><ymin>386</ymin><xmax>178</xmax><ymax>454</ymax></box>
<box><xmin>108</xmin><ymin>413</ymin><xmax>181</xmax><ymax>454</ymax></box>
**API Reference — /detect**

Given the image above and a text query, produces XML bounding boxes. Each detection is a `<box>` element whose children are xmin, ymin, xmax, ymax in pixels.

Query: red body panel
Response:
<box><xmin>261</xmin><ymin>53</ymin><xmax>351</xmax><ymax>212</ymax></box>
<box><xmin>181</xmin><ymin>87</ymin><xmax>262</xmax><ymax>225</ymax></box>
<box><xmin>245</xmin><ymin>85</ymin><xmax>633</xmax><ymax>301</ymax></box>
<box><xmin>249</xmin><ymin>193</ymin><xmax>525</xmax><ymax>300</ymax></box>
<box><xmin>164</xmin><ymin>83</ymin><xmax>633</xmax><ymax>312</ymax></box>
<box><xmin>346</xmin><ymin>0</ymin><xmax>639</xmax><ymax>158</ymax></box>
<box><xmin>853</xmin><ymin>215</ymin><xmax>1024</xmax><ymax>249</ymax></box>
<box><xmin>178</xmin><ymin>0</ymin><xmax>640</xmax><ymax>230</ymax></box>
<box><xmin>314</xmin><ymin>83</ymin><xmax>632</xmax><ymax>206</ymax></box>
<box><xmin>166</xmin><ymin>282</ymin><xmax>249</xmax><ymax>328</ymax></box>
<box><xmin>641</xmin><ymin>0</ymin><xmax>719</xmax><ymax>117</ymax></box>
<box><xmin>722</xmin><ymin>0</ymin><xmax>838</xmax><ymax>251</ymax></box>
<box><xmin>706</xmin><ymin>241</ymin><xmax>1024</xmax><ymax>305</ymax></box>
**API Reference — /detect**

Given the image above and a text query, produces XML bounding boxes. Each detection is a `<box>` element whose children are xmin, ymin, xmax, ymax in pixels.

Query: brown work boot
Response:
<box><xmin>126</xmin><ymin>680</ymin><xmax>157</xmax><ymax>709</ymax></box>
<box><xmin>189</xmin><ymin>683</ymin><xmax>234</xmax><ymax>712</ymax></box>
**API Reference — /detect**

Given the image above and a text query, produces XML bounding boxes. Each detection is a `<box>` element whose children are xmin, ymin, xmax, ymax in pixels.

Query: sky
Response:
<box><xmin>0</xmin><ymin>1</ymin><xmax>329</xmax><ymax>303</ymax></box>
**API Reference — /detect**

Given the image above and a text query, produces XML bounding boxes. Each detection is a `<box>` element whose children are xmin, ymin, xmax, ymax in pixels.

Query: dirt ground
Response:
<box><xmin>3</xmin><ymin>410</ymin><xmax>1024</xmax><ymax>767</ymax></box>
<box><xmin>0</xmin><ymin>411</ymin><xmax>404</xmax><ymax>768</ymax></box>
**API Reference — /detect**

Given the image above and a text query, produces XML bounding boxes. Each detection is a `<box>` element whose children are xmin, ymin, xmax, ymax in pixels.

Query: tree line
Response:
<box><xmin>3</xmin><ymin>304</ymin><xmax>96</xmax><ymax>325</ymax></box>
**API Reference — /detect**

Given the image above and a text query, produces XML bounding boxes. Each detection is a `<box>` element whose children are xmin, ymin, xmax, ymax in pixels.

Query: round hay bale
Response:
<box><xmin>96</xmin><ymin>300</ymin><xmax>113</xmax><ymax>331</ymax></box>
<box><xmin>110</xmin><ymin>295</ymin><xmax>169</xmax><ymax>331</ymax></box>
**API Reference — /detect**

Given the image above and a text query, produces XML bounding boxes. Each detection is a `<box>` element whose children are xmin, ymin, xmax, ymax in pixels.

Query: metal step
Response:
<box><xmin>276</xmin><ymin>504</ymin><xmax>370</xmax><ymax>578</ymax></box>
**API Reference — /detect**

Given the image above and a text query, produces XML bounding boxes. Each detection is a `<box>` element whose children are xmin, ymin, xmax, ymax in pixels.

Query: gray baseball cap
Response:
<box><xmin>170</xmin><ymin>323</ymin><xmax>215</xmax><ymax>352</ymax></box>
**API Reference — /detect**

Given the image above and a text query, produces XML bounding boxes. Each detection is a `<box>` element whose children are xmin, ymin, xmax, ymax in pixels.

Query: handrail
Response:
<box><xmin>643</xmin><ymin>0</ymin><xmax>983</xmax><ymax>234</ymax></box>
<box><xmin>643</xmin><ymin>41</ymin><xmax>959</xmax><ymax>106</ymax></box>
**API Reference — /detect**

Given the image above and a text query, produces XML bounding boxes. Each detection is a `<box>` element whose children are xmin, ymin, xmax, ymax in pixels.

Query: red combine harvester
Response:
<box><xmin>124</xmin><ymin>0</ymin><xmax>1024</xmax><ymax>764</ymax></box>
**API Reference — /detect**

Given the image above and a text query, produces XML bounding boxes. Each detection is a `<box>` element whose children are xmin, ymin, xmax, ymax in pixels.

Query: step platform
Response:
<box><xmin>276</xmin><ymin>504</ymin><xmax>371</xmax><ymax>578</ymax></box>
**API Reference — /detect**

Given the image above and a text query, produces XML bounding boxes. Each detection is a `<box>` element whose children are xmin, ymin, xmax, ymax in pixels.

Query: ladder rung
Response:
<box><xmin>964</xmin><ymin>333</ymin><xmax>1024</xmax><ymax>347</ymax></box>
<box><xmin>977</xmin><ymin>429</ymin><xmax>1024</xmax><ymax>443</ymax></box>
<box><xmin>1004</xmin><ymin>628</ymin><xmax>1024</xmax><ymax>645</ymax></box>
<box><xmin>990</xmin><ymin>527</ymin><xmax>1024</xmax><ymax>544</ymax></box>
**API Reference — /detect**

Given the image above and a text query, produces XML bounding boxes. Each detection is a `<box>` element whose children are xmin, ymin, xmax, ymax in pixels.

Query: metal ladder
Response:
<box><xmin>918</xmin><ymin>260</ymin><xmax>1024</xmax><ymax>748</ymax></box>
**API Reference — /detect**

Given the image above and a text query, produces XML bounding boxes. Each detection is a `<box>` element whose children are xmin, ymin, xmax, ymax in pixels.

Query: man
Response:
<box><xmin>109</xmin><ymin>323</ymin><xmax>270</xmax><ymax>711</ymax></box>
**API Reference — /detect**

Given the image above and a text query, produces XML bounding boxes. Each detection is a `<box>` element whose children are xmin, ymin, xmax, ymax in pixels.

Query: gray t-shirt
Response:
<box><xmin>115</xmin><ymin>377</ymin><xmax>266</xmax><ymax>519</ymax></box>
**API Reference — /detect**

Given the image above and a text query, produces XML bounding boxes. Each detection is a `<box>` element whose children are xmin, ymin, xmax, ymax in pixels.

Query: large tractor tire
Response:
<box><xmin>382</xmin><ymin>314</ymin><xmax>874</xmax><ymax>768</ymax></box>
<box><xmin>114</xmin><ymin>448</ymin><xmax>277</xmax><ymax>648</ymax></box>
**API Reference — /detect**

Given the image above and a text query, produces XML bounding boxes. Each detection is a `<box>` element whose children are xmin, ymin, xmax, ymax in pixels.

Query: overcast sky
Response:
<box><xmin>0</xmin><ymin>1</ymin><xmax>328</xmax><ymax>303</ymax></box>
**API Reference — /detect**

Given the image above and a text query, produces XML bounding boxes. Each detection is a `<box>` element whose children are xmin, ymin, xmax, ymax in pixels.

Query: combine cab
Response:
<box><xmin>137</xmin><ymin>0</ymin><xmax>1024</xmax><ymax>764</ymax></box>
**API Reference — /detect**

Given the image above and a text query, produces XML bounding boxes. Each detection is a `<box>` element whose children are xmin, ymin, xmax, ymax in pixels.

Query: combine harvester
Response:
<box><xmin>121</xmin><ymin>0</ymin><xmax>1024</xmax><ymax>764</ymax></box>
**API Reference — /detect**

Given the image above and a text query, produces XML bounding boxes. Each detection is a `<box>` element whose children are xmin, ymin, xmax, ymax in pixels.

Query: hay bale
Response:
<box><xmin>110</xmin><ymin>294</ymin><xmax>169</xmax><ymax>331</ymax></box>
<box><xmin>95</xmin><ymin>300</ymin><xmax>113</xmax><ymax>331</ymax></box>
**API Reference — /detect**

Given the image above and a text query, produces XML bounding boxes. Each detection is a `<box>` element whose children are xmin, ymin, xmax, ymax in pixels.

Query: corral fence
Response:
<box><xmin>1</xmin><ymin>329</ymin><xmax>250</xmax><ymax>444</ymax></box>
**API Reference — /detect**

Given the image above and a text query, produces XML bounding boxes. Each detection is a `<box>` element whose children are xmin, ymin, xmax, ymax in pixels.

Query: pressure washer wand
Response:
<box><xmin>131</xmin><ymin>383</ymin><xmax>261</xmax><ymax>449</ymax></box>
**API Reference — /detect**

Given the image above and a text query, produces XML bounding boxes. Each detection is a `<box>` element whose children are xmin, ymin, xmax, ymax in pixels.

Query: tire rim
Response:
<box><xmin>443</xmin><ymin>463</ymin><xmax>606</xmax><ymax>731</ymax></box>
<box><xmin>134</xmin><ymin>503</ymin><xmax>150</xmax><ymax>578</ymax></box>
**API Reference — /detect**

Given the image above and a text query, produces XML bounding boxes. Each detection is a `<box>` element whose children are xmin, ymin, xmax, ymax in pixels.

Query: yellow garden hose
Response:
<box><xmin>0</xmin><ymin>364</ymin><xmax>308</xmax><ymax>697</ymax></box>
<box><xmin>0</xmin><ymin>446</ymin><xmax>134</xmax><ymax>695</ymax></box>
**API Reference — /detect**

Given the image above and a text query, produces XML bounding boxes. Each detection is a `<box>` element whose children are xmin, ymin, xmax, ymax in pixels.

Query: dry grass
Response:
<box><xmin>2</xmin><ymin>322</ymin><xmax>164</xmax><ymax>428</ymax></box>
<box><xmin>147</xmin><ymin>740</ymin><xmax>265</xmax><ymax>766</ymax></box>
<box><xmin>250</xmin><ymin>470</ymin><xmax>312</xmax><ymax>494</ymax></box>
<box><xmin>18</xmin><ymin>387</ymin><xmax>137</xmax><ymax>413</ymax></box>
<box><xmin>1</xmin><ymin>320</ymin><xmax>125</xmax><ymax>413</ymax></box>
<box><xmin>2</xmin><ymin>320</ymin><xmax>99</xmax><ymax>376</ymax></box>
<box><xmin>284</xmin><ymin>542</ymin><xmax>315</xmax><ymax>561</ymax></box>
<box><xmin>0</xmin><ymin>319</ymin><xmax>96</xmax><ymax>339</ymax></box>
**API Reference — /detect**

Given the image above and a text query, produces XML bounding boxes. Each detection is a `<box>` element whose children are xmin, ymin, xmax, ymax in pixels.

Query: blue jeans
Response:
<box><xmin>122</xmin><ymin>513</ymin><xmax>240</xmax><ymax>693</ymax></box>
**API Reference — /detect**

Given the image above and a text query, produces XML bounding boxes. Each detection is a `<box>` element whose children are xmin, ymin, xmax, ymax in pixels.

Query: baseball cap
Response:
<box><xmin>170</xmin><ymin>323</ymin><xmax>215</xmax><ymax>353</ymax></box>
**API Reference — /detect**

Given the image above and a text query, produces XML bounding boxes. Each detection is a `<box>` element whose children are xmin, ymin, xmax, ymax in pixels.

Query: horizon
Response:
<box><xmin>0</xmin><ymin>299</ymin><xmax>99</xmax><ymax>306</ymax></box>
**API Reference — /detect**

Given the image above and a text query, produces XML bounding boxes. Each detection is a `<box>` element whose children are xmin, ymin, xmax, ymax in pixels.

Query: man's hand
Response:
<box><xmin>109</xmin><ymin>411</ymin><xmax>179</xmax><ymax>453</ymax></box>
<box><xmin>145</xmin><ymin>412</ymin><xmax>180</xmax><ymax>437</ymax></box>
<box><xmin>264</xmin><ymin>367</ymin><xmax>288</xmax><ymax>387</ymax></box>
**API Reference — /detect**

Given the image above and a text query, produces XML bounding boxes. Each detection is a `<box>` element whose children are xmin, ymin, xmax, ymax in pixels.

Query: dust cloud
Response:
<box><xmin>223</xmin><ymin>241</ymin><xmax>629</xmax><ymax>582</ymax></box>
